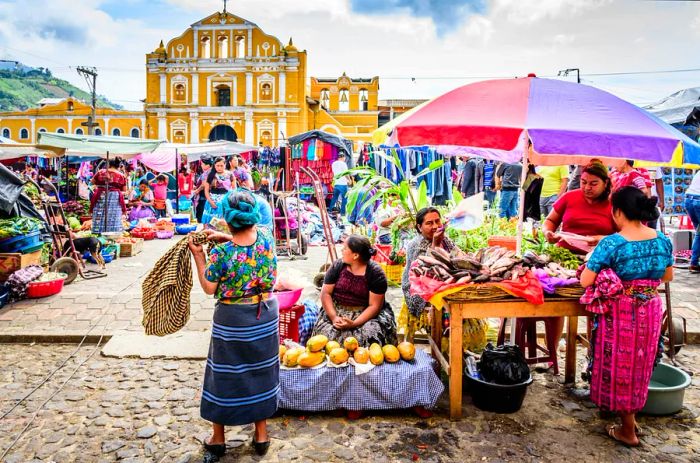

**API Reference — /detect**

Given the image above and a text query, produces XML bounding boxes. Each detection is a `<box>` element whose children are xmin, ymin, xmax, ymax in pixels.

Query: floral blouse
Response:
<box><xmin>204</xmin><ymin>227</ymin><xmax>276</xmax><ymax>300</ymax></box>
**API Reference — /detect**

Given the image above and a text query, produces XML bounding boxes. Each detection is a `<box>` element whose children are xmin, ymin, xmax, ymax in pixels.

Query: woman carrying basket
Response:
<box><xmin>189</xmin><ymin>190</ymin><xmax>277</xmax><ymax>461</ymax></box>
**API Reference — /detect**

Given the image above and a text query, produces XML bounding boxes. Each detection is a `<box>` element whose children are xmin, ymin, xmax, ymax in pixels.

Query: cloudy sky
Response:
<box><xmin>1</xmin><ymin>0</ymin><xmax>699</xmax><ymax>110</ymax></box>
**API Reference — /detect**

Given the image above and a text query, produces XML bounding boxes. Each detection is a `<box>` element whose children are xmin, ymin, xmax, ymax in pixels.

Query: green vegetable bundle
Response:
<box><xmin>0</xmin><ymin>217</ymin><xmax>43</xmax><ymax>239</ymax></box>
<box><xmin>543</xmin><ymin>246</ymin><xmax>582</xmax><ymax>270</ymax></box>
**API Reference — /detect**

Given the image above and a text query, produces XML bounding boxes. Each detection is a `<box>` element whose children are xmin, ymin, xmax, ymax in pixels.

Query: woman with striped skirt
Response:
<box><xmin>189</xmin><ymin>190</ymin><xmax>278</xmax><ymax>461</ymax></box>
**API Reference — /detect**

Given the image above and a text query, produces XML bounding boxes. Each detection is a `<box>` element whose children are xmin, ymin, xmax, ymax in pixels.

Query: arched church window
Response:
<box><xmin>173</xmin><ymin>83</ymin><xmax>186</xmax><ymax>103</ymax></box>
<box><xmin>112</xmin><ymin>128</ymin><xmax>121</xmax><ymax>136</ymax></box>
<box><xmin>235</xmin><ymin>36</ymin><xmax>245</xmax><ymax>58</ymax></box>
<box><xmin>218</xmin><ymin>36</ymin><xmax>229</xmax><ymax>59</ymax></box>
<box><xmin>260</xmin><ymin>82</ymin><xmax>272</xmax><ymax>102</ymax></box>
<box><xmin>360</xmin><ymin>88</ymin><xmax>368</xmax><ymax>111</ymax></box>
<box><xmin>20</xmin><ymin>128</ymin><xmax>28</xmax><ymax>139</ymax></box>
<box><xmin>320</xmin><ymin>88</ymin><xmax>330</xmax><ymax>109</ymax></box>
<box><xmin>216</xmin><ymin>84</ymin><xmax>231</xmax><ymax>106</ymax></box>
<box><xmin>339</xmin><ymin>89</ymin><xmax>350</xmax><ymax>112</ymax></box>
<box><xmin>201</xmin><ymin>36</ymin><xmax>211</xmax><ymax>59</ymax></box>
<box><xmin>131</xmin><ymin>128</ymin><xmax>140</xmax><ymax>138</ymax></box>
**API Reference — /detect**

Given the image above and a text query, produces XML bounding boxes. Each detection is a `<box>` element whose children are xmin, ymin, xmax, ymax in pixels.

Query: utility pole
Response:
<box><xmin>558</xmin><ymin>68</ymin><xmax>580</xmax><ymax>84</ymax></box>
<box><xmin>76</xmin><ymin>66</ymin><xmax>99</xmax><ymax>134</ymax></box>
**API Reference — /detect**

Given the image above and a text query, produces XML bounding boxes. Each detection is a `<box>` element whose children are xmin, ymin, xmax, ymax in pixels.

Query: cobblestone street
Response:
<box><xmin>0</xmin><ymin>343</ymin><xmax>698</xmax><ymax>462</ymax></box>
<box><xmin>0</xmin><ymin>237</ymin><xmax>699</xmax><ymax>461</ymax></box>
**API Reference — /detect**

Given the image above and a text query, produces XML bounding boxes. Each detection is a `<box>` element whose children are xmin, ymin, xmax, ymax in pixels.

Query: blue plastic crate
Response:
<box><xmin>0</xmin><ymin>231</ymin><xmax>42</xmax><ymax>253</ymax></box>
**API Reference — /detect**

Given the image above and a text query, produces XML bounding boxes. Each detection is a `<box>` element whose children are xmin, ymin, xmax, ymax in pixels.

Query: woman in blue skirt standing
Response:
<box><xmin>189</xmin><ymin>190</ymin><xmax>278</xmax><ymax>461</ymax></box>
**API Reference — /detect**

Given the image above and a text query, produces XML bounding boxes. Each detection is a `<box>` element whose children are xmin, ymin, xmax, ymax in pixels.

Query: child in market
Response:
<box><xmin>151</xmin><ymin>174</ymin><xmax>169</xmax><ymax>218</ymax></box>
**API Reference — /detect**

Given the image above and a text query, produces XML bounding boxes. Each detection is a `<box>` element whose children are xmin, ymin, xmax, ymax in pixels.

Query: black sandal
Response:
<box><xmin>252</xmin><ymin>437</ymin><xmax>271</xmax><ymax>456</ymax></box>
<box><xmin>202</xmin><ymin>440</ymin><xmax>226</xmax><ymax>457</ymax></box>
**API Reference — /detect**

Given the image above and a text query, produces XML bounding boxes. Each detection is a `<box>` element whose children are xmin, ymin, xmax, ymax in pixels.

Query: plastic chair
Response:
<box><xmin>497</xmin><ymin>317</ymin><xmax>560</xmax><ymax>375</ymax></box>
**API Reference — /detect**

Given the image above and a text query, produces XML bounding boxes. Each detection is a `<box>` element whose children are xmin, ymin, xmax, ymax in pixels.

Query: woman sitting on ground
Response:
<box><xmin>310</xmin><ymin>235</ymin><xmax>397</xmax><ymax>347</ymax></box>
<box><xmin>580</xmin><ymin>186</ymin><xmax>673</xmax><ymax>447</ymax></box>
<box><xmin>128</xmin><ymin>179</ymin><xmax>156</xmax><ymax>221</ymax></box>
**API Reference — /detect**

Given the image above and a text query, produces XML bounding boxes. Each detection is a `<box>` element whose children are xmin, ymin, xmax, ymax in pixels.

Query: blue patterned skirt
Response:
<box><xmin>200</xmin><ymin>298</ymin><xmax>280</xmax><ymax>426</ymax></box>
<box><xmin>91</xmin><ymin>191</ymin><xmax>123</xmax><ymax>234</ymax></box>
<box><xmin>201</xmin><ymin>192</ymin><xmax>227</xmax><ymax>226</ymax></box>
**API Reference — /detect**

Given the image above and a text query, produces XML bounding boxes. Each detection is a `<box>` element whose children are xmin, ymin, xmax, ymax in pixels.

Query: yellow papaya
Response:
<box><xmin>297</xmin><ymin>351</ymin><xmax>326</xmax><ymax>368</ymax></box>
<box><xmin>329</xmin><ymin>347</ymin><xmax>349</xmax><ymax>365</ymax></box>
<box><xmin>279</xmin><ymin>345</ymin><xmax>287</xmax><ymax>362</ymax></box>
<box><xmin>397</xmin><ymin>341</ymin><xmax>416</xmax><ymax>361</ymax></box>
<box><xmin>369</xmin><ymin>343</ymin><xmax>384</xmax><ymax>366</ymax></box>
<box><xmin>282</xmin><ymin>347</ymin><xmax>303</xmax><ymax>367</ymax></box>
<box><xmin>306</xmin><ymin>335</ymin><xmax>329</xmax><ymax>353</ymax></box>
<box><xmin>343</xmin><ymin>337</ymin><xmax>359</xmax><ymax>352</ymax></box>
<box><xmin>325</xmin><ymin>340</ymin><xmax>341</xmax><ymax>355</ymax></box>
<box><xmin>353</xmin><ymin>347</ymin><xmax>369</xmax><ymax>364</ymax></box>
<box><xmin>382</xmin><ymin>345</ymin><xmax>400</xmax><ymax>363</ymax></box>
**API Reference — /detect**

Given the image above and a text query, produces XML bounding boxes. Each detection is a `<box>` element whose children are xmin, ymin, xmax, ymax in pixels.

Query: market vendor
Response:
<box><xmin>201</xmin><ymin>157</ymin><xmax>236</xmax><ymax>226</ymax></box>
<box><xmin>128</xmin><ymin>179</ymin><xmax>156</xmax><ymax>221</ymax></box>
<box><xmin>374</xmin><ymin>194</ymin><xmax>402</xmax><ymax>245</ymax></box>
<box><xmin>541</xmin><ymin>160</ymin><xmax>617</xmax><ymax>365</ymax></box>
<box><xmin>400</xmin><ymin>207</ymin><xmax>487</xmax><ymax>350</ymax></box>
<box><xmin>579</xmin><ymin>186</ymin><xmax>673</xmax><ymax>447</ymax></box>
<box><xmin>543</xmin><ymin>160</ymin><xmax>616</xmax><ymax>252</ymax></box>
<box><xmin>310</xmin><ymin>235</ymin><xmax>397</xmax><ymax>347</ymax></box>
<box><xmin>90</xmin><ymin>158</ymin><xmax>127</xmax><ymax>234</ymax></box>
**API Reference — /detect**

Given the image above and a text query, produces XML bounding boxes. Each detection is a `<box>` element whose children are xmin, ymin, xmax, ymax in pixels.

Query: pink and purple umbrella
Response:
<box><xmin>388</xmin><ymin>76</ymin><xmax>700</xmax><ymax>166</ymax></box>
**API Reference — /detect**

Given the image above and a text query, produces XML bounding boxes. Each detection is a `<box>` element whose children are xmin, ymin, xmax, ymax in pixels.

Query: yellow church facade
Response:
<box><xmin>0</xmin><ymin>8</ymin><xmax>380</xmax><ymax>148</ymax></box>
<box><xmin>0</xmin><ymin>98</ymin><xmax>144</xmax><ymax>143</ymax></box>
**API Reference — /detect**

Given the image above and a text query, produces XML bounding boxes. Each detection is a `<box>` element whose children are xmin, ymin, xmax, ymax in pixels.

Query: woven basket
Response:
<box><xmin>379</xmin><ymin>263</ymin><xmax>404</xmax><ymax>284</ymax></box>
<box><xmin>444</xmin><ymin>284</ymin><xmax>510</xmax><ymax>302</ymax></box>
<box><xmin>554</xmin><ymin>284</ymin><xmax>585</xmax><ymax>298</ymax></box>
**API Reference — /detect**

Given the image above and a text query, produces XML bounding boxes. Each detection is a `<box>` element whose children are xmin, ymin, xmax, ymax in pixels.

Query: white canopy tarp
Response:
<box><xmin>138</xmin><ymin>141</ymin><xmax>258</xmax><ymax>172</ymax></box>
<box><xmin>644</xmin><ymin>87</ymin><xmax>700</xmax><ymax>125</ymax></box>
<box><xmin>37</xmin><ymin>132</ymin><xmax>164</xmax><ymax>158</ymax></box>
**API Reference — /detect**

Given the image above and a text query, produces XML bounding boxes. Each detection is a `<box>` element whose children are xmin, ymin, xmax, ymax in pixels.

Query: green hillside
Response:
<box><xmin>0</xmin><ymin>66</ymin><xmax>121</xmax><ymax>111</ymax></box>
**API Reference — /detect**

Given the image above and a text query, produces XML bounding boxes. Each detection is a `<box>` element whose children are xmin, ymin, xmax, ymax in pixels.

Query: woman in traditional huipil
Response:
<box><xmin>189</xmin><ymin>190</ymin><xmax>277</xmax><ymax>460</ymax></box>
<box><xmin>90</xmin><ymin>158</ymin><xmax>127</xmax><ymax>234</ymax></box>
<box><xmin>580</xmin><ymin>186</ymin><xmax>673</xmax><ymax>446</ymax></box>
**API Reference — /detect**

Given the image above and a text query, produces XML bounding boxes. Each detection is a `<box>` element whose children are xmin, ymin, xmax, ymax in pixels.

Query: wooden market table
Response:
<box><xmin>429</xmin><ymin>297</ymin><xmax>588</xmax><ymax>420</ymax></box>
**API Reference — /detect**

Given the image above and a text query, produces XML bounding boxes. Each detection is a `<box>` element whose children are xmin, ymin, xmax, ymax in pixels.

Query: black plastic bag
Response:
<box><xmin>478</xmin><ymin>343</ymin><xmax>530</xmax><ymax>385</ymax></box>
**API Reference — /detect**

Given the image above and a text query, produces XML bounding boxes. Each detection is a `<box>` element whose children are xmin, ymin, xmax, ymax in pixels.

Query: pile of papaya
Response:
<box><xmin>280</xmin><ymin>335</ymin><xmax>416</xmax><ymax>368</ymax></box>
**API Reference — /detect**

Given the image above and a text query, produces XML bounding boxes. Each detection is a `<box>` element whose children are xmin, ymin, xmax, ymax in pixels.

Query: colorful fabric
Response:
<box><xmin>553</xmin><ymin>189</ymin><xmax>616</xmax><ymax>246</ymax></box>
<box><xmin>201</xmin><ymin>299</ymin><xmax>279</xmax><ymax>425</ymax></box>
<box><xmin>311</xmin><ymin>301</ymin><xmax>397</xmax><ymax>347</ymax></box>
<box><xmin>581</xmin><ymin>270</ymin><xmax>663</xmax><ymax>414</ymax></box>
<box><xmin>586</xmin><ymin>232</ymin><xmax>673</xmax><ymax>281</ymax></box>
<box><xmin>178</xmin><ymin>173</ymin><xmax>194</xmax><ymax>196</ymax></box>
<box><xmin>90</xmin><ymin>169</ymin><xmax>126</xmax><ymax>214</ymax></box>
<box><xmin>204</xmin><ymin>227</ymin><xmax>276</xmax><ymax>300</ymax></box>
<box><xmin>152</xmin><ymin>182</ymin><xmax>168</xmax><ymax>200</ymax></box>
<box><xmin>278</xmin><ymin>349</ymin><xmax>443</xmax><ymax>412</ymax></box>
<box><xmin>201</xmin><ymin>192</ymin><xmax>227</xmax><ymax>225</ymax></box>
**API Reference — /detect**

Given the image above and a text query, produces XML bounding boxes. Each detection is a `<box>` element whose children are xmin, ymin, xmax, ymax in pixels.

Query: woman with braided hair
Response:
<box><xmin>189</xmin><ymin>190</ymin><xmax>277</xmax><ymax>461</ymax></box>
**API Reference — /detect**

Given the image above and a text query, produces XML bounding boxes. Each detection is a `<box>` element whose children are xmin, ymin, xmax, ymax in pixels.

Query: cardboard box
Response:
<box><xmin>119</xmin><ymin>238</ymin><xmax>144</xmax><ymax>257</ymax></box>
<box><xmin>0</xmin><ymin>250</ymin><xmax>42</xmax><ymax>282</ymax></box>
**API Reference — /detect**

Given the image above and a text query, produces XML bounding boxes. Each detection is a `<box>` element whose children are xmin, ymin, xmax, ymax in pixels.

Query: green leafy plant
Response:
<box><xmin>343</xmin><ymin>150</ymin><xmax>444</xmax><ymax>227</ymax></box>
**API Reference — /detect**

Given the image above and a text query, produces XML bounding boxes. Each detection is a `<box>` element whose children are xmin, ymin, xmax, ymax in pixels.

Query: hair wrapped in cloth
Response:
<box><xmin>222</xmin><ymin>190</ymin><xmax>260</xmax><ymax>228</ymax></box>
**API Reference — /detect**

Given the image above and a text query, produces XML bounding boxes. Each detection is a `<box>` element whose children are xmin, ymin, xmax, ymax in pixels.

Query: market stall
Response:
<box><xmin>384</xmin><ymin>76</ymin><xmax>700</xmax><ymax>418</ymax></box>
<box><xmin>286</xmin><ymin>130</ymin><xmax>354</xmax><ymax>195</ymax></box>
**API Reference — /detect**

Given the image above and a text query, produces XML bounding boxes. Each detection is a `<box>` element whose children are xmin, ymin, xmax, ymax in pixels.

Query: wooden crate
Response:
<box><xmin>0</xmin><ymin>250</ymin><xmax>42</xmax><ymax>282</ymax></box>
<box><xmin>118</xmin><ymin>239</ymin><xmax>144</xmax><ymax>257</ymax></box>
